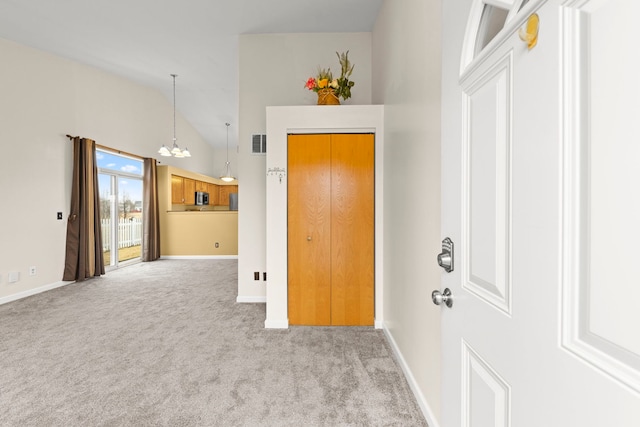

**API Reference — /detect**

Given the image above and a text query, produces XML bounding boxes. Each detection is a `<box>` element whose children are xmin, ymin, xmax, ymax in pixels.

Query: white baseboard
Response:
<box><xmin>0</xmin><ymin>280</ymin><xmax>74</xmax><ymax>306</ymax></box>
<box><xmin>264</xmin><ymin>318</ymin><xmax>289</xmax><ymax>329</ymax></box>
<box><xmin>236</xmin><ymin>296</ymin><xmax>266</xmax><ymax>303</ymax></box>
<box><xmin>160</xmin><ymin>255</ymin><xmax>238</xmax><ymax>260</ymax></box>
<box><xmin>383</xmin><ymin>323</ymin><xmax>440</xmax><ymax>427</ymax></box>
<box><xmin>375</xmin><ymin>319</ymin><xmax>384</xmax><ymax>329</ymax></box>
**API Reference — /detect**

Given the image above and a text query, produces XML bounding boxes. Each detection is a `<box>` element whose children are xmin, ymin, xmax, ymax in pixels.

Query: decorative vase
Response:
<box><xmin>317</xmin><ymin>88</ymin><xmax>340</xmax><ymax>105</ymax></box>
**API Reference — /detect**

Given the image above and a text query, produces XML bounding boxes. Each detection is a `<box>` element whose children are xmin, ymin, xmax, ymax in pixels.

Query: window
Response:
<box><xmin>461</xmin><ymin>0</ymin><xmax>534</xmax><ymax>72</ymax></box>
<box><xmin>474</xmin><ymin>4</ymin><xmax>510</xmax><ymax>55</ymax></box>
<box><xmin>96</xmin><ymin>149</ymin><xmax>144</xmax><ymax>268</ymax></box>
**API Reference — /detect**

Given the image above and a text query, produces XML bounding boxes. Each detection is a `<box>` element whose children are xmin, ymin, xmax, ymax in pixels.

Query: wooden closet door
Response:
<box><xmin>331</xmin><ymin>134</ymin><xmax>374</xmax><ymax>326</ymax></box>
<box><xmin>288</xmin><ymin>134</ymin><xmax>332</xmax><ymax>325</ymax></box>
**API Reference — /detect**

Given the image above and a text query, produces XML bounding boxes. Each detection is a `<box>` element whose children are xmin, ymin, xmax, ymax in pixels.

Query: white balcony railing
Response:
<box><xmin>101</xmin><ymin>217</ymin><xmax>142</xmax><ymax>251</ymax></box>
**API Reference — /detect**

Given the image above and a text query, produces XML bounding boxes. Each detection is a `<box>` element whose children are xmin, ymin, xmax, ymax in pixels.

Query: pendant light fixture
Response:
<box><xmin>158</xmin><ymin>74</ymin><xmax>191</xmax><ymax>158</ymax></box>
<box><xmin>220</xmin><ymin>122</ymin><xmax>236</xmax><ymax>182</ymax></box>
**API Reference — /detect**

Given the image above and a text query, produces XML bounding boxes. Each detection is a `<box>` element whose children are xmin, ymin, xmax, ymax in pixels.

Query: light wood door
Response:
<box><xmin>288</xmin><ymin>133</ymin><xmax>374</xmax><ymax>326</ymax></box>
<box><xmin>330</xmin><ymin>134</ymin><xmax>374</xmax><ymax>325</ymax></box>
<box><xmin>288</xmin><ymin>134</ymin><xmax>332</xmax><ymax>325</ymax></box>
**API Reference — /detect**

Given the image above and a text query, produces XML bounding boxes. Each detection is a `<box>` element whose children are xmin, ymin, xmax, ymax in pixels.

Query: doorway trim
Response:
<box><xmin>265</xmin><ymin>105</ymin><xmax>384</xmax><ymax>329</ymax></box>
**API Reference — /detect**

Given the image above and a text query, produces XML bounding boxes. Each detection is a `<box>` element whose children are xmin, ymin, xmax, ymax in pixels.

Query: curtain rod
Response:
<box><xmin>96</xmin><ymin>144</ymin><xmax>145</xmax><ymax>161</ymax></box>
<box><xmin>66</xmin><ymin>135</ymin><xmax>145</xmax><ymax>161</ymax></box>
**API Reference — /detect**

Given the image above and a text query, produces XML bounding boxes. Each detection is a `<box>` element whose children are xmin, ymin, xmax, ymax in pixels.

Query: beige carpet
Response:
<box><xmin>0</xmin><ymin>259</ymin><xmax>427</xmax><ymax>426</ymax></box>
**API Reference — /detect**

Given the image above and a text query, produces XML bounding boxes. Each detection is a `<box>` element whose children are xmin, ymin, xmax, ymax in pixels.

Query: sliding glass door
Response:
<box><xmin>97</xmin><ymin>149</ymin><xmax>144</xmax><ymax>268</ymax></box>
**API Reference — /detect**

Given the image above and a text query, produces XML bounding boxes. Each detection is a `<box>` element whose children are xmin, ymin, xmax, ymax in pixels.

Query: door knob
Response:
<box><xmin>307</xmin><ymin>236</ymin><xmax>312</xmax><ymax>241</ymax></box>
<box><xmin>432</xmin><ymin>288</ymin><xmax>453</xmax><ymax>308</ymax></box>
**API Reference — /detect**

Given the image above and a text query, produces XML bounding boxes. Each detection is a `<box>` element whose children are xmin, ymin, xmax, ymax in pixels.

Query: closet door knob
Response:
<box><xmin>307</xmin><ymin>236</ymin><xmax>312</xmax><ymax>241</ymax></box>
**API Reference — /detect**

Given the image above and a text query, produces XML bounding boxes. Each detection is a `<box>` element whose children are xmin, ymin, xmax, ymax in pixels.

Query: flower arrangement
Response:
<box><xmin>305</xmin><ymin>51</ymin><xmax>355</xmax><ymax>103</ymax></box>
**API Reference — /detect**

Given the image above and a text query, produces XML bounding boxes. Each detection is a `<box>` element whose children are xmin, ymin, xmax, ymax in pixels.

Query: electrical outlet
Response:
<box><xmin>29</xmin><ymin>266</ymin><xmax>37</xmax><ymax>276</ymax></box>
<box><xmin>57</xmin><ymin>212</ymin><xmax>63</xmax><ymax>220</ymax></box>
<box><xmin>215</xmin><ymin>242</ymin><xmax>220</xmax><ymax>248</ymax></box>
<box><xmin>254</xmin><ymin>272</ymin><xmax>260</xmax><ymax>280</ymax></box>
<box><xmin>8</xmin><ymin>271</ymin><xmax>19</xmax><ymax>283</ymax></box>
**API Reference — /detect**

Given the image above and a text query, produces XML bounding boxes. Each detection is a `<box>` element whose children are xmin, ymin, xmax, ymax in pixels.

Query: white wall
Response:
<box><xmin>237</xmin><ymin>33</ymin><xmax>372</xmax><ymax>301</ymax></box>
<box><xmin>0</xmin><ymin>38</ymin><xmax>214</xmax><ymax>302</ymax></box>
<box><xmin>372</xmin><ymin>0</ymin><xmax>442</xmax><ymax>424</ymax></box>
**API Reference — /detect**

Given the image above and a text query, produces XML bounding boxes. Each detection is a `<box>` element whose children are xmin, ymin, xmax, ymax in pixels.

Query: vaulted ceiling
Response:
<box><xmin>0</xmin><ymin>0</ymin><xmax>383</xmax><ymax>148</ymax></box>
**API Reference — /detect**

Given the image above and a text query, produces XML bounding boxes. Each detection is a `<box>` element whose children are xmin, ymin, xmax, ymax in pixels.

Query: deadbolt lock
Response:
<box><xmin>437</xmin><ymin>237</ymin><xmax>454</xmax><ymax>273</ymax></box>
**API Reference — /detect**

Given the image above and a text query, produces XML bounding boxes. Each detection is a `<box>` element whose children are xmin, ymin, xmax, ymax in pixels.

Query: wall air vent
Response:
<box><xmin>252</xmin><ymin>134</ymin><xmax>267</xmax><ymax>154</ymax></box>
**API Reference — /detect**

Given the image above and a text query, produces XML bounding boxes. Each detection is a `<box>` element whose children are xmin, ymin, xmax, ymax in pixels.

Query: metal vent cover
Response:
<box><xmin>252</xmin><ymin>134</ymin><xmax>266</xmax><ymax>154</ymax></box>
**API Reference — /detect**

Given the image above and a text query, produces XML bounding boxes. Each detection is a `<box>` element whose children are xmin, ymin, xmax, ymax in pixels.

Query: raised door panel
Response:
<box><xmin>183</xmin><ymin>178</ymin><xmax>196</xmax><ymax>205</ymax></box>
<box><xmin>462</xmin><ymin>341</ymin><xmax>510</xmax><ymax>427</ymax></box>
<box><xmin>330</xmin><ymin>134</ymin><xmax>374</xmax><ymax>326</ymax></box>
<box><xmin>463</xmin><ymin>55</ymin><xmax>512</xmax><ymax>315</ymax></box>
<box><xmin>171</xmin><ymin>175</ymin><xmax>184</xmax><ymax>204</ymax></box>
<box><xmin>562</xmin><ymin>0</ymin><xmax>640</xmax><ymax>394</ymax></box>
<box><xmin>288</xmin><ymin>134</ymin><xmax>332</xmax><ymax>325</ymax></box>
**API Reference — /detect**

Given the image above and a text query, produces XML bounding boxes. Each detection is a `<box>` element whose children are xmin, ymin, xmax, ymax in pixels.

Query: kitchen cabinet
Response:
<box><xmin>218</xmin><ymin>185</ymin><xmax>238</xmax><ymax>206</ymax></box>
<box><xmin>208</xmin><ymin>183</ymin><xmax>219</xmax><ymax>205</ymax></box>
<box><xmin>171</xmin><ymin>175</ymin><xmax>196</xmax><ymax>205</ymax></box>
<box><xmin>171</xmin><ymin>174</ymin><xmax>237</xmax><ymax>207</ymax></box>
<box><xmin>183</xmin><ymin>178</ymin><xmax>195</xmax><ymax>205</ymax></box>
<box><xmin>171</xmin><ymin>175</ymin><xmax>185</xmax><ymax>204</ymax></box>
<box><xmin>195</xmin><ymin>180</ymin><xmax>208</xmax><ymax>192</ymax></box>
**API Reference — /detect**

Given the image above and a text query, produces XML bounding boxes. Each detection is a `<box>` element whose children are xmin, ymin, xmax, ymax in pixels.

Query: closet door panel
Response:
<box><xmin>288</xmin><ymin>134</ymin><xmax>332</xmax><ymax>325</ymax></box>
<box><xmin>330</xmin><ymin>134</ymin><xmax>375</xmax><ymax>326</ymax></box>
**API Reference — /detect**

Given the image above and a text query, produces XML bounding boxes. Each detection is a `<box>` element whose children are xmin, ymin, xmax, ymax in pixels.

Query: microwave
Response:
<box><xmin>195</xmin><ymin>191</ymin><xmax>209</xmax><ymax>206</ymax></box>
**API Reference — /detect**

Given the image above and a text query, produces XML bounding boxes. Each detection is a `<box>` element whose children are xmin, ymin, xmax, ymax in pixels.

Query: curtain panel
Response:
<box><xmin>63</xmin><ymin>137</ymin><xmax>105</xmax><ymax>281</ymax></box>
<box><xmin>142</xmin><ymin>158</ymin><xmax>161</xmax><ymax>261</ymax></box>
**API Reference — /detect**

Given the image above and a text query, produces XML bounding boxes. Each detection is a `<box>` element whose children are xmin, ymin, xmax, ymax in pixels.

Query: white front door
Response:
<box><xmin>440</xmin><ymin>0</ymin><xmax>640</xmax><ymax>425</ymax></box>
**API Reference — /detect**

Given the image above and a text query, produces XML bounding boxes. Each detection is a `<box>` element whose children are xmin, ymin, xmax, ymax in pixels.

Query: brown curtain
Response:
<box><xmin>142</xmin><ymin>157</ymin><xmax>161</xmax><ymax>261</ymax></box>
<box><xmin>63</xmin><ymin>138</ymin><xmax>105</xmax><ymax>281</ymax></box>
